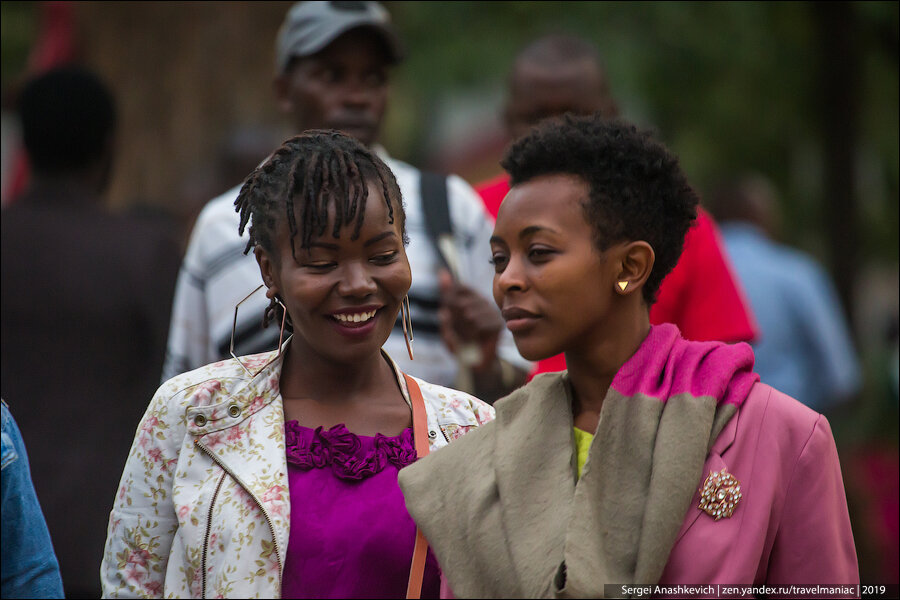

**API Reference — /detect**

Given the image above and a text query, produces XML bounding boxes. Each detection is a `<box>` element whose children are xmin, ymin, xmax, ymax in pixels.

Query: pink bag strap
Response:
<box><xmin>404</xmin><ymin>374</ymin><xmax>430</xmax><ymax>599</ymax></box>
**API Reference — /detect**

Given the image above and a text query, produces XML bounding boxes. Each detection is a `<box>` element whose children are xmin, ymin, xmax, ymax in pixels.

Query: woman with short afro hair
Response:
<box><xmin>399</xmin><ymin>115</ymin><xmax>858</xmax><ymax>597</ymax></box>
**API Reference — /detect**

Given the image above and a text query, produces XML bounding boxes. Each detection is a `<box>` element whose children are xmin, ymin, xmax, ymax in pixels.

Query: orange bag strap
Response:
<box><xmin>404</xmin><ymin>374</ymin><xmax>430</xmax><ymax>599</ymax></box>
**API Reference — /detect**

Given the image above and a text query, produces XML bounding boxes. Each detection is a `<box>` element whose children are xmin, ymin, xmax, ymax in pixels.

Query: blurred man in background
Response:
<box><xmin>707</xmin><ymin>173</ymin><xmax>861</xmax><ymax>411</ymax></box>
<box><xmin>0</xmin><ymin>65</ymin><xmax>181</xmax><ymax>598</ymax></box>
<box><xmin>476</xmin><ymin>34</ymin><xmax>758</xmax><ymax>378</ymax></box>
<box><xmin>163</xmin><ymin>1</ymin><xmax>529</xmax><ymax>401</ymax></box>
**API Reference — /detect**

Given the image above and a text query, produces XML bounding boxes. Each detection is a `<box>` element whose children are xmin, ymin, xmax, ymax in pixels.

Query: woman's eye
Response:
<box><xmin>528</xmin><ymin>247</ymin><xmax>555</xmax><ymax>262</ymax></box>
<box><xmin>304</xmin><ymin>262</ymin><xmax>335</xmax><ymax>271</ymax></box>
<box><xmin>371</xmin><ymin>251</ymin><xmax>398</xmax><ymax>264</ymax></box>
<box><xmin>489</xmin><ymin>254</ymin><xmax>508</xmax><ymax>272</ymax></box>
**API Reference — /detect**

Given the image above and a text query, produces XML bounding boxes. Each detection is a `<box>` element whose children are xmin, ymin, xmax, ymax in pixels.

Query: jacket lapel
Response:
<box><xmin>672</xmin><ymin>397</ymin><xmax>740</xmax><ymax>545</ymax></box>
<box><xmin>190</xmin><ymin>355</ymin><xmax>291</xmax><ymax>568</ymax></box>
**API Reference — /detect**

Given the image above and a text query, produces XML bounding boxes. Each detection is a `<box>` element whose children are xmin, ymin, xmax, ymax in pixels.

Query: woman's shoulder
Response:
<box><xmin>491</xmin><ymin>371</ymin><xmax>569</xmax><ymax>421</ymax></box>
<box><xmin>725</xmin><ymin>381</ymin><xmax>834</xmax><ymax>467</ymax></box>
<box><xmin>741</xmin><ymin>381</ymin><xmax>823</xmax><ymax>434</ymax></box>
<box><xmin>409</xmin><ymin>376</ymin><xmax>496</xmax><ymax>427</ymax></box>
<box><xmin>155</xmin><ymin>352</ymin><xmax>280</xmax><ymax>412</ymax></box>
<box><xmin>399</xmin><ymin>404</ymin><xmax>497</xmax><ymax>487</ymax></box>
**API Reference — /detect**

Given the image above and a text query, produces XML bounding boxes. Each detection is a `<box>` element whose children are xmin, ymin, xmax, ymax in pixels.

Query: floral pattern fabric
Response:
<box><xmin>101</xmin><ymin>347</ymin><xmax>493</xmax><ymax>599</ymax></box>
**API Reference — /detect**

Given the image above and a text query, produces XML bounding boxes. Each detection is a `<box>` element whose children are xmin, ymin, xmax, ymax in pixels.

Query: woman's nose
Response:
<box><xmin>494</xmin><ymin>254</ymin><xmax>527</xmax><ymax>301</ymax></box>
<box><xmin>337</xmin><ymin>261</ymin><xmax>378</xmax><ymax>297</ymax></box>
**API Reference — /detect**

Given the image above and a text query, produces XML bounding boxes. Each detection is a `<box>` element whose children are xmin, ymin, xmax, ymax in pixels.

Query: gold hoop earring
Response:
<box><xmin>617</xmin><ymin>281</ymin><xmax>629</xmax><ymax>292</ymax></box>
<box><xmin>401</xmin><ymin>295</ymin><xmax>414</xmax><ymax>361</ymax></box>
<box><xmin>230</xmin><ymin>284</ymin><xmax>287</xmax><ymax>377</ymax></box>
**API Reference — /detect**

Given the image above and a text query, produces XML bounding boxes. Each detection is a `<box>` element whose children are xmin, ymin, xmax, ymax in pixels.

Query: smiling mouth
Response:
<box><xmin>331</xmin><ymin>309</ymin><xmax>377</xmax><ymax>325</ymax></box>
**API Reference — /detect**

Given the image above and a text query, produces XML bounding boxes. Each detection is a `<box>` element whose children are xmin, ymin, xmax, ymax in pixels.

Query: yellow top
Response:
<box><xmin>573</xmin><ymin>427</ymin><xmax>594</xmax><ymax>478</ymax></box>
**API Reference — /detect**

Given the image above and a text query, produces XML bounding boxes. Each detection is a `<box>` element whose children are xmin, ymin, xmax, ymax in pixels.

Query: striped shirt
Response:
<box><xmin>162</xmin><ymin>150</ymin><xmax>529</xmax><ymax>387</ymax></box>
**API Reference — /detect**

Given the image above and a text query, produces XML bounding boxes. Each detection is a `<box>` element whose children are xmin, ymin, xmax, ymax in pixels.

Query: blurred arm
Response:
<box><xmin>1</xmin><ymin>402</ymin><xmax>64</xmax><ymax>600</ymax></box>
<box><xmin>795</xmin><ymin>260</ymin><xmax>862</xmax><ymax>409</ymax></box>
<box><xmin>442</xmin><ymin>175</ymin><xmax>530</xmax><ymax>401</ymax></box>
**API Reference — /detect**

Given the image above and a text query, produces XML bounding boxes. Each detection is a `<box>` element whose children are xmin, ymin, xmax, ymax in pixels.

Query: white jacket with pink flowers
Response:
<box><xmin>101</xmin><ymin>345</ymin><xmax>493</xmax><ymax>599</ymax></box>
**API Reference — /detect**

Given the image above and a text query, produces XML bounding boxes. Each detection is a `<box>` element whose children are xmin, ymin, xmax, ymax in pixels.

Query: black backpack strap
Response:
<box><xmin>419</xmin><ymin>171</ymin><xmax>452</xmax><ymax>272</ymax></box>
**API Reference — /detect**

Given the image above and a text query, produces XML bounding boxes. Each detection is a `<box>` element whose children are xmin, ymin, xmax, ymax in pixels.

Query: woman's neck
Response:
<box><xmin>566</xmin><ymin>310</ymin><xmax>651</xmax><ymax>432</ymax></box>
<box><xmin>277</xmin><ymin>341</ymin><xmax>412</xmax><ymax>436</ymax></box>
<box><xmin>279</xmin><ymin>342</ymin><xmax>394</xmax><ymax>402</ymax></box>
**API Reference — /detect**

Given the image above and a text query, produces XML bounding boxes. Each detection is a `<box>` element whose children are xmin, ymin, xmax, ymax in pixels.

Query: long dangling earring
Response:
<box><xmin>401</xmin><ymin>295</ymin><xmax>414</xmax><ymax>361</ymax></box>
<box><xmin>230</xmin><ymin>284</ymin><xmax>287</xmax><ymax>377</ymax></box>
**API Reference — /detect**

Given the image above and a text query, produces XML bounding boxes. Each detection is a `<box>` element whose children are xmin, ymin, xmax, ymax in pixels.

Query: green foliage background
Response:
<box><xmin>2</xmin><ymin>1</ymin><xmax>896</xmax><ymax>264</ymax></box>
<box><xmin>1</xmin><ymin>0</ymin><xmax>897</xmax><ymax>582</ymax></box>
<box><xmin>384</xmin><ymin>1</ymin><xmax>898</xmax><ymax>265</ymax></box>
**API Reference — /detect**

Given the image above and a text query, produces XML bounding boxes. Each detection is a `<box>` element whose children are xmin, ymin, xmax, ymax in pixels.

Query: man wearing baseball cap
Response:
<box><xmin>163</xmin><ymin>1</ymin><xmax>529</xmax><ymax>401</ymax></box>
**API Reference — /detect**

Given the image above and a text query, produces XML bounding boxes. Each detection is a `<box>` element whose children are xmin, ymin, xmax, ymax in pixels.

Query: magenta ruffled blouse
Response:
<box><xmin>281</xmin><ymin>421</ymin><xmax>440</xmax><ymax>599</ymax></box>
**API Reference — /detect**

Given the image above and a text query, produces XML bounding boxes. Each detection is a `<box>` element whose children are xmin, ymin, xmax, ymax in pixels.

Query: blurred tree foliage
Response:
<box><xmin>0</xmin><ymin>1</ymin><xmax>37</xmax><ymax>97</ymax></box>
<box><xmin>1</xmin><ymin>1</ymin><xmax>897</xmax><ymax>582</ymax></box>
<box><xmin>386</xmin><ymin>1</ymin><xmax>898</xmax><ymax>270</ymax></box>
<box><xmin>1</xmin><ymin>1</ymin><xmax>896</xmax><ymax>283</ymax></box>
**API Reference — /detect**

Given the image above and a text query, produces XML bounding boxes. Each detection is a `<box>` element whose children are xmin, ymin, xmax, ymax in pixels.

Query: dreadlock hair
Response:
<box><xmin>502</xmin><ymin>114</ymin><xmax>699</xmax><ymax>306</ymax></box>
<box><xmin>235</xmin><ymin>130</ymin><xmax>406</xmax><ymax>326</ymax></box>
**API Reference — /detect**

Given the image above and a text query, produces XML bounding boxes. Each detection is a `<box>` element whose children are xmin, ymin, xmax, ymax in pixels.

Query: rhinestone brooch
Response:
<box><xmin>699</xmin><ymin>467</ymin><xmax>742</xmax><ymax>520</ymax></box>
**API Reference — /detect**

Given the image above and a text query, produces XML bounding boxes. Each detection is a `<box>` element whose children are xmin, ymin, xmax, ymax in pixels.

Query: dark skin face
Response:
<box><xmin>504</xmin><ymin>57</ymin><xmax>619</xmax><ymax>141</ymax></box>
<box><xmin>274</xmin><ymin>28</ymin><xmax>518</xmax><ymax>399</ymax></box>
<box><xmin>274</xmin><ymin>28</ymin><xmax>390</xmax><ymax>147</ymax></box>
<box><xmin>491</xmin><ymin>174</ymin><xmax>653</xmax><ymax>431</ymax></box>
<box><xmin>256</xmin><ymin>181</ymin><xmax>413</xmax><ymax>436</ymax></box>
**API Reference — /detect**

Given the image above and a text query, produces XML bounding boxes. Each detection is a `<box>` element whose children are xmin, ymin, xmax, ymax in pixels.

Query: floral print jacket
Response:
<box><xmin>100</xmin><ymin>347</ymin><xmax>494</xmax><ymax>598</ymax></box>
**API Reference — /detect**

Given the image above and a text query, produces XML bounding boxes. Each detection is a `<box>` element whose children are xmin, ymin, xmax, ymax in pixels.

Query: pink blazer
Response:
<box><xmin>659</xmin><ymin>382</ymin><xmax>859</xmax><ymax>587</ymax></box>
<box><xmin>405</xmin><ymin>373</ymin><xmax>858</xmax><ymax>598</ymax></box>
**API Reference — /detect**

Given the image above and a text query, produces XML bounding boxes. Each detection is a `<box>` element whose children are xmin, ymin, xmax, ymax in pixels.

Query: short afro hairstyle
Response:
<box><xmin>502</xmin><ymin>114</ymin><xmax>698</xmax><ymax>305</ymax></box>
<box><xmin>17</xmin><ymin>65</ymin><xmax>116</xmax><ymax>174</ymax></box>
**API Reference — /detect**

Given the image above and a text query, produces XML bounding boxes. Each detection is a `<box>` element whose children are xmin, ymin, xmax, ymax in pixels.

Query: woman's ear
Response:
<box><xmin>614</xmin><ymin>241</ymin><xmax>655</xmax><ymax>295</ymax></box>
<box><xmin>255</xmin><ymin>246</ymin><xmax>280</xmax><ymax>300</ymax></box>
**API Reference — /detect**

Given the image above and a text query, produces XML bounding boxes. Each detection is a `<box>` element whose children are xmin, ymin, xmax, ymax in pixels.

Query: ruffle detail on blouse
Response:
<box><xmin>284</xmin><ymin>421</ymin><xmax>417</xmax><ymax>480</ymax></box>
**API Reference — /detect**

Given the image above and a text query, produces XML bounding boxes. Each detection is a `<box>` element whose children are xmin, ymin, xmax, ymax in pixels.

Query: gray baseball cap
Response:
<box><xmin>275</xmin><ymin>1</ymin><xmax>405</xmax><ymax>73</ymax></box>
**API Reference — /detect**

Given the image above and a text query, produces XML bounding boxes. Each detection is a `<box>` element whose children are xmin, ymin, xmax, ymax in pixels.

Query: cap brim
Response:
<box><xmin>283</xmin><ymin>19</ymin><xmax>404</xmax><ymax>71</ymax></box>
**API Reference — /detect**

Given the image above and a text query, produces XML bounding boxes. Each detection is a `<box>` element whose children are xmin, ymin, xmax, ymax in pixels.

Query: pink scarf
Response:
<box><xmin>612</xmin><ymin>323</ymin><xmax>758</xmax><ymax>409</ymax></box>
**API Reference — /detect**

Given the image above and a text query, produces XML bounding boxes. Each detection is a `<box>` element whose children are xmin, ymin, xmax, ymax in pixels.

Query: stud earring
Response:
<box><xmin>617</xmin><ymin>281</ymin><xmax>628</xmax><ymax>291</ymax></box>
<box><xmin>401</xmin><ymin>295</ymin><xmax>414</xmax><ymax>361</ymax></box>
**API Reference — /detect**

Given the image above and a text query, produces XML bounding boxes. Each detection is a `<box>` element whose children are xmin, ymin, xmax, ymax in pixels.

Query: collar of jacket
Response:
<box><xmin>183</xmin><ymin>338</ymin><xmax>416</xmax><ymax>436</ymax></box>
<box><xmin>180</xmin><ymin>338</ymin><xmax>419</xmax><ymax>581</ymax></box>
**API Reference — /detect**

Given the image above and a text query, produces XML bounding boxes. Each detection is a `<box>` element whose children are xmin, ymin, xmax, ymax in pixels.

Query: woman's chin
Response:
<box><xmin>514</xmin><ymin>338</ymin><xmax>562</xmax><ymax>363</ymax></box>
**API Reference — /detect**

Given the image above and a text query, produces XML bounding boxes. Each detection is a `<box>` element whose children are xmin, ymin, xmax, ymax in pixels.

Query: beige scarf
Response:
<box><xmin>399</xmin><ymin>326</ymin><xmax>755</xmax><ymax>598</ymax></box>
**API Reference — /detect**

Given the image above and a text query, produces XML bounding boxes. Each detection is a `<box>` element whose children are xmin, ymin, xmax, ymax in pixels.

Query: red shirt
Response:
<box><xmin>474</xmin><ymin>175</ymin><xmax>758</xmax><ymax>377</ymax></box>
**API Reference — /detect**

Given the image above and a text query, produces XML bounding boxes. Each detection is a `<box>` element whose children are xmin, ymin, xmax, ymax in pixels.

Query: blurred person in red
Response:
<box><xmin>0</xmin><ymin>65</ymin><xmax>181</xmax><ymax>598</ymax></box>
<box><xmin>476</xmin><ymin>34</ymin><xmax>757</xmax><ymax>378</ymax></box>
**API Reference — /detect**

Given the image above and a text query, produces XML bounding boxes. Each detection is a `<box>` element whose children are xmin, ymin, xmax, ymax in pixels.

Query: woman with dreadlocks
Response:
<box><xmin>101</xmin><ymin>131</ymin><xmax>493</xmax><ymax>599</ymax></box>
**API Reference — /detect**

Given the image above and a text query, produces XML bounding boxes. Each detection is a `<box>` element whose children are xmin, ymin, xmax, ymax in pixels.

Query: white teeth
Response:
<box><xmin>334</xmin><ymin>310</ymin><xmax>376</xmax><ymax>323</ymax></box>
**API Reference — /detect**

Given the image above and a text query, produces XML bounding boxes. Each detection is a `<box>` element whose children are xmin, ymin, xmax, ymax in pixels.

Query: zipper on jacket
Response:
<box><xmin>201</xmin><ymin>471</ymin><xmax>227</xmax><ymax>599</ymax></box>
<box><xmin>194</xmin><ymin>440</ymin><xmax>284</xmax><ymax>596</ymax></box>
